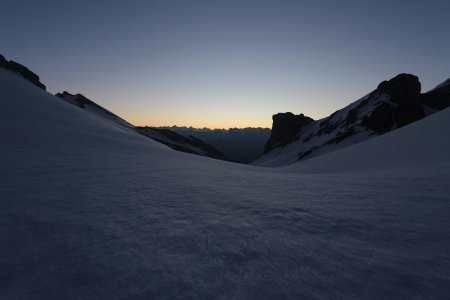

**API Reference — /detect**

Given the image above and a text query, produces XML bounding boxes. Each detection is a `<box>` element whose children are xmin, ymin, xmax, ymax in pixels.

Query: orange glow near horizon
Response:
<box><xmin>104</xmin><ymin>92</ymin><xmax>348</xmax><ymax>130</ymax></box>
<box><xmin>127</xmin><ymin>118</ymin><xmax>273</xmax><ymax>130</ymax></box>
<box><xmin>113</xmin><ymin>101</ymin><xmax>335</xmax><ymax>129</ymax></box>
<box><xmin>122</xmin><ymin>109</ymin><xmax>331</xmax><ymax>129</ymax></box>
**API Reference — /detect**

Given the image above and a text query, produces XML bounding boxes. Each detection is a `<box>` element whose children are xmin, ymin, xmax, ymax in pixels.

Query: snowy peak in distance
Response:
<box><xmin>0</xmin><ymin>54</ymin><xmax>46</xmax><ymax>90</ymax></box>
<box><xmin>254</xmin><ymin>73</ymin><xmax>450</xmax><ymax>167</ymax></box>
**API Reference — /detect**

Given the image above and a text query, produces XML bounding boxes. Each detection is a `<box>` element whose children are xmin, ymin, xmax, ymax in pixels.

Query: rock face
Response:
<box><xmin>265</xmin><ymin>113</ymin><xmax>314</xmax><ymax>153</ymax></box>
<box><xmin>254</xmin><ymin>73</ymin><xmax>450</xmax><ymax>166</ymax></box>
<box><xmin>0</xmin><ymin>54</ymin><xmax>46</xmax><ymax>90</ymax></box>
<box><xmin>377</xmin><ymin>73</ymin><xmax>421</xmax><ymax>102</ymax></box>
<box><xmin>362</xmin><ymin>73</ymin><xmax>425</xmax><ymax>132</ymax></box>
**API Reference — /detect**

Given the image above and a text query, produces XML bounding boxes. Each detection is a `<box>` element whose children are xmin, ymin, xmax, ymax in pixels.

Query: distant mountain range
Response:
<box><xmin>253</xmin><ymin>73</ymin><xmax>450</xmax><ymax>166</ymax></box>
<box><xmin>136</xmin><ymin>127</ymin><xmax>227</xmax><ymax>160</ymax></box>
<box><xmin>157</xmin><ymin>126</ymin><xmax>271</xmax><ymax>163</ymax></box>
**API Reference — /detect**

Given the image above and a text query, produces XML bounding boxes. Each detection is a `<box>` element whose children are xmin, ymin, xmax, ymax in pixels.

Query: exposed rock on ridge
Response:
<box><xmin>0</xmin><ymin>54</ymin><xmax>46</xmax><ymax>90</ymax></box>
<box><xmin>265</xmin><ymin>113</ymin><xmax>314</xmax><ymax>153</ymax></box>
<box><xmin>362</xmin><ymin>73</ymin><xmax>425</xmax><ymax>132</ymax></box>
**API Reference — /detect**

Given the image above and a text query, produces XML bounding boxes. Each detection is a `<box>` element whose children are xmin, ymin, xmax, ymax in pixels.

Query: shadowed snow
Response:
<box><xmin>1</xmin><ymin>69</ymin><xmax>449</xmax><ymax>299</ymax></box>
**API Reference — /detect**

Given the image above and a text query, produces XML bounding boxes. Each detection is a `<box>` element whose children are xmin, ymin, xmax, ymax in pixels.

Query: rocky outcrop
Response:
<box><xmin>264</xmin><ymin>113</ymin><xmax>314</xmax><ymax>153</ymax></box>
<box><xmin>255</xmin><ymin>73</ymin><xmax>450</xmax><ymax>166</ymax></box>
<box><xmin>0</xmin><ymin>54</ymin><xmax>46</xmax><ymax>90</ymax></box>
<box><xmin>377</xmin><ymin>73</ymin><xmax>421</xmax><ymax>103</ymax></box>
<box><xmin>362</xmin><ymin>73</ymin><xmax>425</xmax><ymax>132</ymax></box>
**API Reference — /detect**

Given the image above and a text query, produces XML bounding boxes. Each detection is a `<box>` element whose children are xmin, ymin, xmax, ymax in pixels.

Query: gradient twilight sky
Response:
<box><xmin>1</xmin><ymin>0</ymin><xmax>449</xmax><ymax>128</ymax></box>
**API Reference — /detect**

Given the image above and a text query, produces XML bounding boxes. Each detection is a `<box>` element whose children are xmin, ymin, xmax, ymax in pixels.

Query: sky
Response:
<box><xmin>1</xmin><ymin>0</ymin><xmax>450</xmax><ymax>128</ymax></box>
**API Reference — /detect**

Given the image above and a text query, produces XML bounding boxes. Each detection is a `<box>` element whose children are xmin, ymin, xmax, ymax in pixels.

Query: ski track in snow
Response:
<box><xmin>1</xmin><ymin>69</ymin><xmax>450</xmax><ymax>299</ymax></box>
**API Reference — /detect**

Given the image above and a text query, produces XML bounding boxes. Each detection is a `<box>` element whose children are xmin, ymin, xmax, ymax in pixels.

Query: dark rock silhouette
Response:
<box><xmin>362</xmin><ymin>73</ymin><xmax>425</xmax><ymax>132</ymax></box>
<box><xmin>0</xmin><ymin>54</ymin><xmax>46</xmax><ymax>90</ymax></box>
<box><xmin>377</xmin><ymin>73</ymin><xmax>421</xmax><ymax>103</ymax></box>
<box><xmin>360</xmin><ymin>103</ymin><xmax>393</xmax><ymax>133</ymax></box>
<box><xmin>265</xmin><ymin>113</ymin><xmax>314</xmax><ymax>153</ymax></box>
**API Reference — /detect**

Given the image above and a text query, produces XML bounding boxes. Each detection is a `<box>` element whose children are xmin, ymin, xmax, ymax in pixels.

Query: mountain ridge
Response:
<box><xmin>254</xmin><ymin>73</ymin><xmax>450</xmax><ymax>166</ymax></box>
<box><xmin>0</xmin><ymin>54</ymin><xmax>46</xmax><ymax>90</ymax></box>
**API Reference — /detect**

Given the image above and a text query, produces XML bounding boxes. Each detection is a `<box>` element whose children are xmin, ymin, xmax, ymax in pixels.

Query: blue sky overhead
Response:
<box><xmin>1</xmin><ymin>0</ymin><xmax>449</xmax><ymax>128</ymax></box>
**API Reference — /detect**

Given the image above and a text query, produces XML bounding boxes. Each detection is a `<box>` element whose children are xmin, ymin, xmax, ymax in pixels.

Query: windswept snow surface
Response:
<box><xmin>1</xmin><ymin>68</ymin><xmax>450</xmax><ymax>299</ymax></box>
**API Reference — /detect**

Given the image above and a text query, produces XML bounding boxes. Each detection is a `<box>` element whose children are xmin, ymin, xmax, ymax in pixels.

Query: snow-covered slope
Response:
<box><xmin>254</xmin><ymin>74</ymin><xmax>449</xmax><ymax>166</ymax></box>
<box><xmin>55</xmin><ymin>91</ymin><xmax>227</xmax><ymax>160</ymax></box>
<box><xmin>1</xmin><ymin>68</ymin><xmax>450</xmax><ymax>299</ymax></box>
<box><xmin>0</xmin><ymin>54</ymin><xmax>46</xmax><ymax>90</ymax></box>
<box><xmin>56</xmin><ymin>91</ymin><xmax>134</xmax><ymax>128</ymax></box>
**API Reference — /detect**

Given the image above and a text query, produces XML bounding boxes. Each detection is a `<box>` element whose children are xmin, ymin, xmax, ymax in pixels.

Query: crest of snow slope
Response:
<box><xmin>55</xmin><ymin>91</ymin><xmax>134</xmax><ymax>129</ymax></box>
<box><xmin>0</xmin><ymin>69</ymin><xmax>172</xmax><ymax>158</ymax></box>
<box><xmin>1</xmin><ymin>68</ymin><xmax>450</xmax><ymax>299</ymax></box>
<box><xmin>55</xmin><ymin>91</ymin><xmax>227</xmax><ymax>160</ymax></box>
